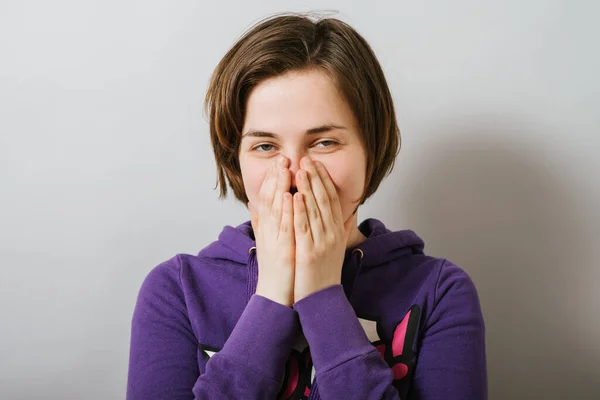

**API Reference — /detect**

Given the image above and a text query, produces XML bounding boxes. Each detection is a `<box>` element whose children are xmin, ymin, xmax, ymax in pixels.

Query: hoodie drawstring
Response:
<box><xmin>246</xmin><ymin>247</ymin><xmax>258</xmax><ymax>302</ymax></box>
<box><xmin>347</xmin><ymin>248</ymin><xmax>365</xmax><ymax>306</ymax></box>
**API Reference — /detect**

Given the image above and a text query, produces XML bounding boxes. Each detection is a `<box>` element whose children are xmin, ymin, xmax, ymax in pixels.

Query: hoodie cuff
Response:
<box><xmin>220</xmin><ymin>294</ymin><xmax>300</xmax><ymax>383</ymax></box>
<box><xmin>293</xmin><ymin>285</ymin><xmax>375</xmax><ymax>374</ymax></box>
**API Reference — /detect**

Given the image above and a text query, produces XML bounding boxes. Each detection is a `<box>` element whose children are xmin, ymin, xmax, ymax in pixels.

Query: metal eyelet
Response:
<box><xmin>352</xmin><ymin>248</ymin><xmax>364</xmax><ymax>259</ymax></box>
<box><xmin>248</xmin><ymin>246</ymin><xmax>256</xmax><ymax>254</ymax></box>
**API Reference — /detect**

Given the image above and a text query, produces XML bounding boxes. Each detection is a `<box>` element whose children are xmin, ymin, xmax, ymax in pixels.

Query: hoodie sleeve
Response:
<box><xmin>292</xmin><ymin>260</ymin><xmax>486</xmax><ymax>400</ymax></box>
<box><xmin>409</xmin><ymin>260</ymin><xmax>487</xmax><ymax>399</ymax></box>
<box><xmin>293</xmin><ymin>284</ymin><xmax>400</xmax><ymax>399</ymax></box>
<box><xmin>127</xmin><ymin>257</ymin><xmax>300</xmax><ymax>399</ymax></box>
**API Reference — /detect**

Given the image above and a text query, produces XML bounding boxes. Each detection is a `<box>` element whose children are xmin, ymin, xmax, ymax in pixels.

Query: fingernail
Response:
<box><xmin>277</xmin><ymin>156</ymin><xmax>286</xmax><ymax>167</ymax></box>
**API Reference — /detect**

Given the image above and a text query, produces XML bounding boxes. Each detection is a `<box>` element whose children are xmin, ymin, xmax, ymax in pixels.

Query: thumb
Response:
<box><xmin>248</xmin><ymin>202</ymin><xmax>259</xmax><ymax>232</ymax></box>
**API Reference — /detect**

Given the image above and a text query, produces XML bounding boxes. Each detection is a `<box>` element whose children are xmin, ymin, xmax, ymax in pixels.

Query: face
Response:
<box><xmin>239</xmin><ymin>69</ymin><xmax>367</xmax><ymax>224</ymax></box>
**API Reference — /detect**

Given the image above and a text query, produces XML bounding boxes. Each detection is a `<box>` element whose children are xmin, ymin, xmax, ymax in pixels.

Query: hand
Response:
<box><xmin>292</xmin><ymin>157</ymin><xmax>355</xmax><ymax>303</ymax></box>
<box><xmin>249</xmin><ymin>156</ymin><xmax>296</xmax><ymax>307</ymax></box>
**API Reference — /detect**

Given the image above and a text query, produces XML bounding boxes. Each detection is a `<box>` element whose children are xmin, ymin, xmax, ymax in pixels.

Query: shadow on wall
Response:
<box><xmin>401</xmin><ymin>118</ymin><xmax>598</xmax><ymax>399</ymax></box>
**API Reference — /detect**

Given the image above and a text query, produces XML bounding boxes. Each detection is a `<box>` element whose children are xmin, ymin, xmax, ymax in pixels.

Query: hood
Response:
<box><xmin>199</xmin><ymin>221</ymin><xmax>257</xmax><ymax>265</ymax></box>
<box><xmin>198</xmin><ymin>218</ymin><xmax>425</xmax><ymax>303</ymax></box>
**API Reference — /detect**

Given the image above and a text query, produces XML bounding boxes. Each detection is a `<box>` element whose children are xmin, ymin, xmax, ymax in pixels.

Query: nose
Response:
<box><xmin>282</xmin><ymin>152</ymin><xmax>305</xmax><ymax>189</ymax></box>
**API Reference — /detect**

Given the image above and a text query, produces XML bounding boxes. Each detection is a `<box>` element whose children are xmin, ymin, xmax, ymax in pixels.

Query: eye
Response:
<box><xmin>314</xmin><ymin>140</ymin><xmax>338</xmax><ymax>148</ymax></box>
<box><xmin>252</xmin><ymin>143</ymin><xmax>275</xmax><ymax>152</ymax></box>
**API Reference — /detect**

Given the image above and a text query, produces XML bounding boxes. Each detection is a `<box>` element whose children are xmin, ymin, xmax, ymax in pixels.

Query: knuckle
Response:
<box><xmin>301</xmin><ymin>221</ymin><xmax>310</xmax><ymax>233</ymax></box>
<box><xmin>309</xmin><ymin>208</ymin><xmax>320</xmax><ymax>221</ymax></box>
<box><xmin>259</xmin><ymin>191</ymin><xmax>269</xmax><ymax>204</ymax></box>
<box><xmin>317</xmin><ymin>193</ymin><xmax>329</xmax><ymax>204</ymax></box>
<box><xmin>325</xmin><ymin>232</ymin><xmax>336</xmax><ymax>244</ymax></box>
<box><xmin>330</xmin><ymin>192</ymin><xmax>340</xmax><ymax>204</ymax></box>
<box><xmin>269</xmin><ymin>206</ymin><xmax>280</xmax><ymax>218</ymax></box>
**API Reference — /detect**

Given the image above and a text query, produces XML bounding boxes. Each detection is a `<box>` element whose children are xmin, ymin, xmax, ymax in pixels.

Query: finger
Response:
<box><xmin>258</xmin><ymin>157</ymin><xmax>285</xmax><ymax>213</ymax></box>
<box><xmin>279</xmin><ymin>192</ymin><xmax>294</xmax><ymax>242</ymax></box>
<box><xmin>314</xmin><ymin>160</ymin><xmax>343</xmax><ymax>226</ymax></box>
<box><xmin>293</xmin><ymin>192</ymin><xmax>312</xmax><ymax>243</ymax></box>
<box><xmin>296</xmin><ymin>168</ymin><xmax>323</xmax><ymax>240</ymax></box>
<box><xmin>303</xmin><ymin>159</ymin><xmax>334</xmax><ymax>229</ymax></box>
<box><xmin>271</xmin><ymin>165</ymin><xmax>290</xmax><ymax>221</ymax></box>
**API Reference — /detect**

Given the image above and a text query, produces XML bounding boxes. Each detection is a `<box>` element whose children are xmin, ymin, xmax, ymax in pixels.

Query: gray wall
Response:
<box><xmin>1</xmin><ymin>0</ymin><xmax>598</xmax><ymax>398</ymax></box>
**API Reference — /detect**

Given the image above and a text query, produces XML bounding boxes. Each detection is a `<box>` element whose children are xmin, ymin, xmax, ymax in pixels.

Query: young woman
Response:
<box><xmin>127</xmin><ymin>13</ymin><xmax>487</xmax><ymax>400</ymax></box>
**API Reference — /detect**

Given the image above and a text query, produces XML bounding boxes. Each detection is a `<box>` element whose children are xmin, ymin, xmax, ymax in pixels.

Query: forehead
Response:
<box><xmin>242</xmin><ymin>69</ymin><xmax>358</xmax><ymax>136</ymax></box>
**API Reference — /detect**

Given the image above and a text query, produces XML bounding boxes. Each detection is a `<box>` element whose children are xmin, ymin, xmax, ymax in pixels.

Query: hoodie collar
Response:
<box><xmin>199</xmin><ymin>219</ymin><xmax>425</xmax><ymax>304</ymax></box>
<box><xmin>199</xmin><ymin>218</ymin><xmax>424</xmax><ymax>268</ymax></box>
<box><xmin>350</xmin><ymin>218</ymin><xmax>425</xmax><ymax>268</ymax></box>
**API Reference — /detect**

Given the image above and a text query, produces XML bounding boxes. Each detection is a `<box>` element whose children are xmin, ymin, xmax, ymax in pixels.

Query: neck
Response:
<box><xmin>346</xmin><ymin>222</ymin><xmax>367</xmax><ymax>249</ymax></box>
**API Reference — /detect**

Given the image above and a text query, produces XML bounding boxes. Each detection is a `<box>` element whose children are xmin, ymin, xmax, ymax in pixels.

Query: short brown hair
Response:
<box><xmin>204</xmin><ymin>12</ymin><xmax>400</xmax><ymax>206</ymax></box>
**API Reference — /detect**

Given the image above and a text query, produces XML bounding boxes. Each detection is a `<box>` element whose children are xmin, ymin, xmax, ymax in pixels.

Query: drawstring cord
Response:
<box><xmin>347</xmin><ymin>248</ymin><xmax>364</xmax><ymax>305</ymax></box>
<box><xmin>246</xmin><ymin>246</ymin><xmax>257</xmax><ymax>302</ymax></box>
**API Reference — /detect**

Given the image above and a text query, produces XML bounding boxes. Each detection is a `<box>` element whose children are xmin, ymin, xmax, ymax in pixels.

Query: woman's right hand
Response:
<box><xmin>248</xmin><ymin>156</ymin><xmax>295</xmax><ymax>307</ymax></box>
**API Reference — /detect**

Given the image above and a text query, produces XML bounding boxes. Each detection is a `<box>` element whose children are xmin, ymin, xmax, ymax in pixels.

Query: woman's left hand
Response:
<box><xmin>293</xmin><ymin>157</ymin><xmax>356</xmax><ymax>304</ymax></box>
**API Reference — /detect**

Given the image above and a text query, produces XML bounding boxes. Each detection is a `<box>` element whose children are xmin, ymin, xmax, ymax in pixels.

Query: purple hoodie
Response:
<box><xmin>127</xmin><ymin>218</ymin><xmax>487</xmax><ymax>399</ymax></box>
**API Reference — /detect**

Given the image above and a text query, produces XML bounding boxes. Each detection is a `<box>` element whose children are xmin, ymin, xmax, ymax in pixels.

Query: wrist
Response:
<box><xmin>255</xmin><ymin>286</ymin><xmax>293</xmax><ymax>308</ymax></box>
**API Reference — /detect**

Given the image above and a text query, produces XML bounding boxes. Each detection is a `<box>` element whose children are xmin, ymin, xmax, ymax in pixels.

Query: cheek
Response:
<box><xmin>320</xmin><ymin>160</ymin><xmax>365</xmax><ymax>199</ymax></box>
<box><xmin>240</xmin><ymin>161</ymin><xmax>269</xmax><ymax>204</ymax></box>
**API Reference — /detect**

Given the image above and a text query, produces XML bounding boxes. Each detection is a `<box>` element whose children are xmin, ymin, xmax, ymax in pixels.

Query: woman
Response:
<box><xmin>127</xmin><ymin>13</ymin><xmax>487</xmax><ymax>399</ymax></box>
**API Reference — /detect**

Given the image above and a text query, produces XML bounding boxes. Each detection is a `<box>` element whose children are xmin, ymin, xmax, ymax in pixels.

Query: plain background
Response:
<box><xmin>1</xmin><ymin>0</ymin><xmax>599</xmax><ymax>398</ymax></box>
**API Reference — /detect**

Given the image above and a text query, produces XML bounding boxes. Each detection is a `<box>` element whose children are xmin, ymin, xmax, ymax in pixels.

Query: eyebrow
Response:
<box><xmin>241</xmin><ymin>124</ymin><xmax>347</xmax><ymax>139</ymax></box>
